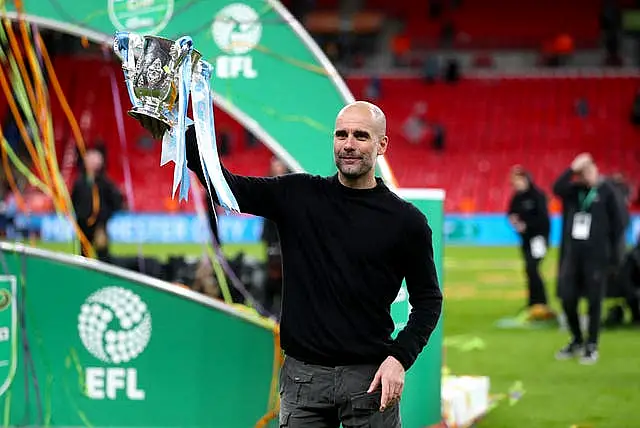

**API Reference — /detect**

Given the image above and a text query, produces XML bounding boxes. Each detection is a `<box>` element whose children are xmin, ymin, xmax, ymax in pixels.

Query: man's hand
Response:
<box><xmin>367</xmin><ymin>356</ymin><xmax>405</xmax><ymax>412</ymax></box>
<box><xmin>571</xmin><ymin>153</ymin><xmax>592</xmax><ymax>172</ymax></box>
<box><xmin>515</xmin><ymin>221</ymin><xmax>526</xmax><ymax>233</ymax></box>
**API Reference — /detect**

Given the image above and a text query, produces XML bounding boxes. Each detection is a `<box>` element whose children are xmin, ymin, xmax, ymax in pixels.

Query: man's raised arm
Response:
<box><xmin>185</xmin><ymin>125</ymin><xmax>292</xmax><ymax>221</ymax></box>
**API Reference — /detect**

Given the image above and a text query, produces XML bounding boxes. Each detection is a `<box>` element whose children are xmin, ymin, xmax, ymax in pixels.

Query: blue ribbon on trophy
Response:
<box><xmin>113</xmin><ymin>31</ymin><xmax>239</xmax><ymax>214</ymax></box>
<box><xmin>113</xmin><ymin>31</ymin><xmax>143</xmax><ymax>110</ymax></box>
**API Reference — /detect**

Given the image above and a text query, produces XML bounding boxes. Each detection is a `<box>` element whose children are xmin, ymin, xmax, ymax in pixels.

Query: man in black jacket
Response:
<box><xmin>71</xmin><ymin>148</ymin><xmax>123</xmax><ymax>261</ymax></box>
<box><xmin>507</xmin><ymin>166</ymin><xmax>554</xmax><ymax>320</ymax></box>
<box><xmin>140</xmin><ymin>101</ymin><xmax>443</xmax><ymax>427</ymax></box>
<box><xmin>553</xmin><ymin>153</ymin><xmax>625</xmax><ymax>364</ymax></box>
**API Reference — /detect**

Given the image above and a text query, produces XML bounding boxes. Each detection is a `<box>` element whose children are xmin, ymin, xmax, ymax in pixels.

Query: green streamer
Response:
<box><xmin>0</xmin><ymin>24</ymin><xmax>49</xmax><ymax>175</ymax></box>
<box><xmin>0</xmin><ymin>136</ymin><xmax>50</xmax><ymax>194</ymax></box>
<box><xmin>206</xmin><ymin>246</ymin><xmax>234</xmax><ymax>305</ymax></box>
<box><xmin>0</xmin><ymin>20</ymin><xmax>83</xmax><ymax>251</ymax></box>
<box><xmin>2</xmin><ymin>390</ymin><xmax>10</xmax><ymax>428</ymax></box>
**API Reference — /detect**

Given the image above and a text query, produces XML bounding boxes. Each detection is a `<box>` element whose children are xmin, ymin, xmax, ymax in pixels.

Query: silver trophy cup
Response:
<box><xmin>126</xmin><ymin>35</ymin><xmax>202</xmax><ymax>134</ymax></box>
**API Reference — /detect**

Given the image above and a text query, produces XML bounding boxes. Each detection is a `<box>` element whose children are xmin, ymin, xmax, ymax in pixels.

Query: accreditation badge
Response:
<box><xmin>571</xmin><ymin>212</ymin><xmax>592</xmax><ymax>240</ymax></box>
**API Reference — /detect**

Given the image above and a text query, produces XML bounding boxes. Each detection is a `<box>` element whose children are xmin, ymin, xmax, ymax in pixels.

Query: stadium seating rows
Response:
<box><xmin>4</xmin><ymin>56</ymin><xmax>638</xmax><ymax>213</ymax></box>
<box><xmin>347</xmin><ymin>75</ymin><xmax>640</xmax><ymax>212</ymax></box>
<box><xmin>294</xmin><ymin>0</ymin><xmax>605</xmax><ymax>49</ymax></box>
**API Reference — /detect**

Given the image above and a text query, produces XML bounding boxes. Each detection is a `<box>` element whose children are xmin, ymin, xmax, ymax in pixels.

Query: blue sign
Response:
<box><xmin>19</xmin><ymin>213</ymin><xmax>265</xmax><ymax>244</ymax></box>
<box><xmin>444</xmin><ymin>214</ymin><xmax>640</xmax><ymax>246</ymax></box>
<box><xmin>11</xmin><ymin>213</ymin><xmax>640</xmax><ymax>246</ymax></box>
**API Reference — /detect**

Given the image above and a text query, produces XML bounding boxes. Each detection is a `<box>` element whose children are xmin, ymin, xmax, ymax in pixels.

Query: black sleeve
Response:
<box><xmin>185</xmin><ymin>125</ymin><xmax>298</xmax><ymax>221</ymax></box>
<box><xmin>553</xmin><ymin>168</ymin><xmax>577</xmax><ymax>200</ymax></box>
<box><xmin>389</xmin><ymin>211</ymin><xmax>443</xmax><ymax>371</ymax></box>
<box><xmin>530</xmin><ymin>190</ymin><xmax>550</xmax><ymax>237</ymax></box>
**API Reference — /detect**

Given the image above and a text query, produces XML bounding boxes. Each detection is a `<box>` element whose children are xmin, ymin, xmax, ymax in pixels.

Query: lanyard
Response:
<box><xmin>578</xmin><ymin>187</ymin><xmax>597</xmax><ymax>211</ymax></box>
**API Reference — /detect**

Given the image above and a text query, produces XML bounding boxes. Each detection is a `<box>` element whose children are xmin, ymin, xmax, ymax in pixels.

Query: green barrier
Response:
<box><xmin>393</xmin><ymin>189</ymin><xmax>445</xmax><ymax>428</ymax></box>
<box><xmin>0</xmin><ymin>188</ymin><xmax>443</xmax><ymax>427</ymax></box>
<box><xmin>0</xmin><ymin>242</ymin><xmax>279</xmax><ymax>427</ymax></box>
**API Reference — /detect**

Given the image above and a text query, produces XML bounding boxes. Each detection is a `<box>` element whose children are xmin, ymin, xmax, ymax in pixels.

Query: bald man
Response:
<box><xmin>141</xmin><ymin>101</ymin><xmax>442</xmax><ymax>427</ymax></box>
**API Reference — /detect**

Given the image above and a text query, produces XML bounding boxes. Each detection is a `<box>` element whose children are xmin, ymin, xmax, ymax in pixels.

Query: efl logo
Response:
<box><xmin>78</xmin><ymin>286</ymin><xmax>152</xmax><ymax>400</ymax></box>
<box><xmin>211</xmin><ymin>3</ymin><xmax>261</xmax><ymax>79</ymax></box>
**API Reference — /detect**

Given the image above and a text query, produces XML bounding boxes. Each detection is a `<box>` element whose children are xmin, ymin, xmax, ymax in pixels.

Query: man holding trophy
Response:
<box><xmin>114</xmin><ymin>32</ymin><xmax>442</xmax><ymax>428</ymax></box>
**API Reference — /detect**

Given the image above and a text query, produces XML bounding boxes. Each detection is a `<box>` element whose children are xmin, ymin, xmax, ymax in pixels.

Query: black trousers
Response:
<box><xmin>558</xmin><ymin>247</ymin><xmax>607</xmax><ymax>345</ymax></box>
<box><xmin>521</xmin><ymin>240</ymin><xmax>548</xmax><ymax>306</ymax></box>
<box><xmin>279</xmin><ymin>356</ymin><xmax>401</xmax><ymax>428</ymax></box>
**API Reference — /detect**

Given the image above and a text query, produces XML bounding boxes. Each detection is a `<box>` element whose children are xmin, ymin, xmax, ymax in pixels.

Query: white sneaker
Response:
<box><xmin>579</xmin><ymin>344</ymin><xmax>599</xmax><ymax>365</ymax></box>
<box><xmin>555</xmin><ymin>341</ymin><xmax>583</xmax><ymax>360</ymax></box>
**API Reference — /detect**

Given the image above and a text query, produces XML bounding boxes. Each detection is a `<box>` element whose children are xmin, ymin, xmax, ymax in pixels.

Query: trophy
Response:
<box><xmin>115</xmin><ymin>34</ymin><xmax>202</xmax><ymax>136</ymax></box>
<box><xmin>113</xmin><ymin>31</ymin><xmax>239</xmax><ymax>213</ymax></box>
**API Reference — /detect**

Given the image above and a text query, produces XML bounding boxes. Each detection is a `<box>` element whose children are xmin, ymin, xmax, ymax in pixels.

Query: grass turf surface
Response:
<box><xmin>24</xmin><ymin>242</ymin><xmax>640</xmax><ymax>427</ymax></box>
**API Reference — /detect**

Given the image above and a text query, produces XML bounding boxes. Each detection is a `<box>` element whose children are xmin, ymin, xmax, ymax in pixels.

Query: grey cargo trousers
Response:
<box><xmin>279</xmin><ymin>355</ymin><xmax>402</xmax><ymax>428</ymax></box>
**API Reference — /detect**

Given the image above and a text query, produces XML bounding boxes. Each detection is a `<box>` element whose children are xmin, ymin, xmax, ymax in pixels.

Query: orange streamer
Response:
<box><xmin>0</xmin><ymin>134</ymin><xmax>27</xmax><ymax>212</ymax></box>
<box><xmin>0</xmin><ymin>20</ymin><xmax>94</xmax><ymax>257</ymax></box>
<box><xmin>35</xmin><ymin>31</ymin><xmax>89</xmax><ymax>159</ymax></box>
<box><xmin>33</xmin><ymin>29</ymin><xmax>98</xmax><ymax>257</ymax></box>
<box><xmin>0</xmin><ymin>58</ymin><xmax>47</xmax><ymax>187</ymax></box>
<box><xmin>18</xmin><ymin>20</ymin><xmax>70</xmax><ymax>214</ymax></box>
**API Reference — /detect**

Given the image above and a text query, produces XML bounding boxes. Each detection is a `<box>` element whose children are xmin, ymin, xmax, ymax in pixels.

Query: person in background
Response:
<box><xmin>603</xmin><ymin>172</ymin><xmax>633</xmax><ymax>327</ymax></box>
<box><xmin>507</xmin><ymin>166</ymin><xmax>555</xmax><ymax>321</ymax></box>
<box><xmin>71</xmin><ymin>148</ymin><xmax>124</xmax><ymax>261</ymax></box>
<box><xmin>553</xmin><ymin>153</ymin><xmax>626</xmax><ymax>364</ymax></box>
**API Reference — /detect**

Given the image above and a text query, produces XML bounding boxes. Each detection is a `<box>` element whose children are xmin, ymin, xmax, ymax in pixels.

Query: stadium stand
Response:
<box><xmin>43</xmin><ymin>56</ymin><xmax>639</xmax><ymax>213</ymax></box>
<box><xmin>347</xmin><ymin>75</ymin><xmax>640</xmax><ymax>212</ymax></box>
<box><xmin>367</xmin><ymin>0</ymin><xmax>603</xmax><ymax>49</ymax></box>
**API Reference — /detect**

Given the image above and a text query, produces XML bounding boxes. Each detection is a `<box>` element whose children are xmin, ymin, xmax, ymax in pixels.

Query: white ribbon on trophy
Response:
<box><xmin>190</xmin><ymin>60</ymin><xmax>239</xmax><ymax>213</ymax></box>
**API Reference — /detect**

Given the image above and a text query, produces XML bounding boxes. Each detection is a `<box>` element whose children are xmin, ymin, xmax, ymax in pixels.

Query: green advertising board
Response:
<box><xmin>0</xmin><ymin>242</ymin><xmax>280</xmax><ymax>427</ymax></box>
<box><xmin>393</xmin><ymin>189</ymin><xmax>445</xmax><ymax>428</ymax></box>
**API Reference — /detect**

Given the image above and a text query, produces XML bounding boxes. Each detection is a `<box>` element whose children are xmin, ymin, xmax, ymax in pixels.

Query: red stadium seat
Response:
<box><xmin>347</xmin><ymin>75</ymin><xmax>640</xmax><ymax>212</ymax></box>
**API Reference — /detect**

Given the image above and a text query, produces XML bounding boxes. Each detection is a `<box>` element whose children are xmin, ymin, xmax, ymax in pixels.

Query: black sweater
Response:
<box><xmin>185</xmin><ymin>127</ymin><xmax>442</xmax><ymax>370</ymax></box>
